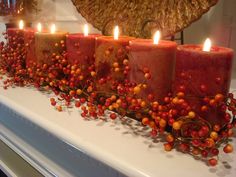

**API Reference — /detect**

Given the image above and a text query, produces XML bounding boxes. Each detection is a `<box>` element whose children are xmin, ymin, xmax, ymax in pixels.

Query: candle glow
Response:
<box><xmin>153</xmin><ymin>31</ymin><xmax>160</xmax><ymax>44</ymax></box>
<box><xmin>37</xmin><ymin>23</ymin><xmax>42</xmax><ymax>32</ymax></box>
<box><xmin>114</xmin><ymin>26</ymin><xmax>119</xmax><ymax>40</ymax></box>
<box><xmin>84</xmin><ymin>24</ymin><xmax>89</xmax><ymax>36</ymax></box>
<box><xmin>203</xmin><ymin>38</ymin><xmax>211</xmax><ymax>52</ymax></box>
<box><xmin>50</xmin><ymin>24</ymin><xmax>56</xmax><ymax>34</ymax></box>
<box><xmin>19</xmin><ymin>20</ymin><xmax>24</xmax><ymax>30</ymax></box>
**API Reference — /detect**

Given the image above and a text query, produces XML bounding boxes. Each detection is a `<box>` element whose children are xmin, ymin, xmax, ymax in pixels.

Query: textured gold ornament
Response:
<box><xmin>71</xmin><ymin>0</ymin><xmax>218</xmax><ymax>38</ymax></box>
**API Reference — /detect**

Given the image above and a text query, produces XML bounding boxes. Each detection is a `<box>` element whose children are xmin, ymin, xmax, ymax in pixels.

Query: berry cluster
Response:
<box><xmin>0</xmin><ymin>31</ymin><xmax>235</xmax><ymax>166</ymax></box>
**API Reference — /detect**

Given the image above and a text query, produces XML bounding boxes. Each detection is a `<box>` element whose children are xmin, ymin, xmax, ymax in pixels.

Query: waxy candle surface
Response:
<box><xmin>24</xmin><ymin>28</ymin><xmax>36</xmax><ymax>67</ymax></box>
<box><xmin>95</xmin><ymin>36</ymin><xmax>135</xmax><ymax>92</ymax></box>
<box><xmin>129</xmin><ymin>39</ymin><xmax>177</xmax><ymax>102</ymax></box>
<box><xmin>7</xmin><ymin>28</ymin><xmax>24</xmax><ymax>49</ymax></box>
<box><xmin>35</xmin><ymin>31</ymin><xmax>67</xmax><ymax>65</ymax></box>
<box><xmin>174</xmin><ymin>44</ymin><xmax>234</xmax><ymax>125</ymax></box>
<box><xmin>66</xmin><ymin>33</ymin><xmax>101</xmax><ymax>67</ymax></box>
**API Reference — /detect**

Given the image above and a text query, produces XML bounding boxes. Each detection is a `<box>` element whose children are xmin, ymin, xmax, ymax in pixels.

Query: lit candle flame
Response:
<box><xmin>19</xmin><ymin>20</ymin><xmax>24</xmax><ymax>30</ymax></box>
<box><xmin>84</xmin><ymin>24</ymin><xmax>89</xmax><ymax>36</ymax></box>
<box><xmin>37</xmin><ymin>23</ymin><xmax>42</xmax><ymax>32</ymax></box>
<box><xmin>114</xmin><ymin>26</ymin><xmax>119</xmax><ymax>40</ymax></box>
<box><xmin>50</xmin><ymin>24</ymin><xmax>56</xmax><ymax>34</ymax></box>
<box><xmin>153</xmin><ymin>31</ymin><xmax>160</xmax><ymax>44</ymax></box>
<box><xmin>203</xmin><ymin>38</ymin><xmax>211</xmax><ymax>52</ymax></box>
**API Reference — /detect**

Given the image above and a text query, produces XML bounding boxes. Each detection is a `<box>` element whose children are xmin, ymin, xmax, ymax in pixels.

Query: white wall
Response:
<box><xmin>185</xmin><ymin>0</ymin><xmax>236</xmax><ymax>78</ymax></box>
<box><xmin>0</xmin><ymin>18</ymin><xmax>6</xmax><ymax>41</ymax></box>
<box><xmin>34</xmin><ymin>0</ymin><xmax>100</xmax><ymax>34</ymax></box>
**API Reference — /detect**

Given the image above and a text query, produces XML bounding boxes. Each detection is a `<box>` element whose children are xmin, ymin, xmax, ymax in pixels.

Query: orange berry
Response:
<box><xmin>214</xmin><ymin>93</ymin><xmax>224</xmax><ymax>102</ymax></box>
<box><xmin>79</xmin><ymin>75</ymin><xmax>84</xmax><ymax>80</ymax></box>
<box><xmin>223</xmin><ymin>144</ymin><xmax>233</xmax><ymax>153</ymax></box>
<box><xmin>210</xmin><ymin>131</ymin><xmax>218</xmax><ymax>140</ymax></box>
<box><xmin>113</xmin><ymin>62</ymin><xmax>119</xmax><ymax>68</ymax></box>
<box><xmin>188</xmin><ymin>111</ymin><xmax>196</xmax><ymax>118</ymax></box>
<box><xmin>76</xmin><ymin>68</ymin><xmax>81</xmax><ymax>74</ymax></box>
<box><xmin>152</xmin><ymin>101</ymin><xmax>159</xmax><ymax>107</ymax></box>
<box><xmin>173</xmin><ymin>121</ymin><xmax>181</xmax><ymax>130</ymax></box>
<box><xmin>112</xmin><ymin>103</ymin><xmax>119</xmax><ymax>109</ymax></box>
<box><xmin>142</xmin><ymin>84</ymin><xmax>147</xmax><ymax>89</ymax></box>
<box><xmin>177</xmin><ymin>92</ymin><xmax>185</xmax><ymax>98</ymax></box>
<box><xmin>192</xmin><ymin>148</ymin><xmax>200</xmax><ymax>155</ymax></box>
<box><xmin>205</xmin><ymin>138</ymin><xmax>215</xmax><ymax>148</ymax></box>
<box><xmin>166</xmin><ymin>134</ymin><xmax>174</xmax><ymax>143</ymax></box>
<box><xmin>133</xmin><ymin>86</ymin><xmax>141</xmax><ymax>94</ymax></box>
<box><xmin>172</xmin><ymin>97</ymin><xmax>179</xmax><ymax>104</ymax></box>
<box><xmin>201</xmin><ymin>105</ymin><xmax>208</xmax><ymax>112</ymax></box>
<box><xmin>149</xmin><ymin>121</ymin><xmax>156</xmax><ymax>129</ymax></box>
<box><xmin>213</xmin><ymin>124</ymin><xmax>221</xmax><ymax>132</ymax></box>
<box><xmin>116</xmin><ymin>99</ymin><xmax>122</xmax><ymax>105</ymax></box>
<box><xmin>57</xmin><ymin>105</ymin><xmax>62</xmax><ymax>112</ymax></box>
<box><xmin>164</xmin><ymin>143</ymin><xmax>173</xmax><ymax>151</ymax></box>
<box><xmin>87</xmin><ymin>86</ymin><xmax>93</xmax><ymax>92</ymax></box>
<box><xmin>105</xmin><ymin>50</ymin><xmax>110</xmax><ymax>56</ymax></box>
<box><xmin>142</xmin><ymin>117</ymin><xmax>150</xmax><ymax>126</ymax></box>
<box><xmin>111</xmin><ymin>95</ymin><xmax>117</xmax><ymax>101</ymax></box>
<box><xmin>209</xmin><ymin>99</ymin><xmax>216</xmax><ymax>106</ymax></box>
<box><xmin>91</xmin><ymin>71</ymin><xmax>96</xmax><ymax>77</ymax></box>
<box><xmin>114</xmin><ymin>67</ymin><xmax>120</xmax><ymax>72</ymax></box>
<box><xmin>140</xmin><ymin>101</ymin><xmax>146</xmax><ymax>108</ymax></box>
<box><xmin>123</xmin><ymin>59</ymin><xmax>128</xmax><ymax>65</ymax></box>
<box><xmin>144</xmin><ymin>73</ymin><xmax>151</xmax><ymax>79</ymax></box>
<box><xmin>159</xmin><ymin>119</ymin><xmax>167</xmax><ymax>128</ymax></box>
<box><xmin>69</xmin><ymin>90</ymin><xmax>75</xmax><ymax>96</ymax></box>
<box><xmin>227</xmin><ymin>129</ymin><xmax>234</xmax><ymax>137</ymax></box>
<box><xmin>76</xmin><ymin>89</ymin><xmax>82</xmax><ymax>95</ymax></box>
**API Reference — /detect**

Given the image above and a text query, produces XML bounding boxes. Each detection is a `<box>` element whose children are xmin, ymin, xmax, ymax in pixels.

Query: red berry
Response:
<box><xmin>201</xmin><ymin>150</ymin><xmax>208</xmax><ymax>158</ymax></box>
<box><xmin>208</xmin><ymin>158</ymin><xmax>217</xmax><ymax>166</ymax></box>
<box><xmin>110</xmin><ymin>113</ymin><xmax>117</xmax><ymax>120</ymax></box>
<box><xmin>51</xmin><ymin>101</ymin><xmax>56</xmax><ymax>106</ymax></box>
<box><xmin>75</xmin><ymin>101</ymin><xmax>81</xmax><ymax>108</ymax></box>
<box><xmin>80</xmin><ymin>97</ymin><xmax>86</xmax><ymax>104</ymax></box>
<box><xmin>210</xmin><ymin>148</ymin><xmax>219</xmax><ymax>156</ymax></box>
<box><xmin>150</xmin><ymin>129</ymin><xmax>157</xmax><ymax>137</ymax></box>
<box><xmin>200</xmin><ymin>84</ymin><xmax>207</xmax><ymax>92</ymax></box>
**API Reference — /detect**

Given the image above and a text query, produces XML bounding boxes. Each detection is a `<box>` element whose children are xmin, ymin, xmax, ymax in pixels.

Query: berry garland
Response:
<box><xmin>0</xmin><ymin>31</ymin><xmax>235</xmax><ymax>167</ymax></box>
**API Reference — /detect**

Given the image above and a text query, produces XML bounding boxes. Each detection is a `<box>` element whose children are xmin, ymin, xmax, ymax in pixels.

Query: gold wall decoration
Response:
<box><xmin>71</xmin><ymin>0</ymin><xmax>218</xmax><ymax>38</ymax></box>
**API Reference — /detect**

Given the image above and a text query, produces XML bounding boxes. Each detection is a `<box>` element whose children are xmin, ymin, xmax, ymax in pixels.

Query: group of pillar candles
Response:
<box><xmin>6</xmin><ymin>20</ymin><xmax>234</xmax><ymax>126</ymax></box>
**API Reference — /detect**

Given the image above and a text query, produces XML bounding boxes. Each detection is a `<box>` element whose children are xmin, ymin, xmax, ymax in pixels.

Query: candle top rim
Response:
<box><xmin>178</xmin><ymin>44</ymin><xmax>234</xmax><ymax>54</ymax></box>
<box><xmin>35</xmin><ymin>31</ymin><xmax>68</xmax><ymax>35</ymax></box>
<box><xmin>96</xmin><ymin>36</ymin><xmax>135</xmax><ymax>40</ymax></box>
<box><xmin>7</xmin><ymin>27</ymin><xmax>35</xmax><ymax>31</ymax></box>
<box><xmin>129</xmin><ymin>39</ymin><xmax>177</xmax><ymax>47</ymax></box>
<box><xmin>67</xmin><ymin>33</ymin><xmax>101</xmax><ymax>37</ymax></box>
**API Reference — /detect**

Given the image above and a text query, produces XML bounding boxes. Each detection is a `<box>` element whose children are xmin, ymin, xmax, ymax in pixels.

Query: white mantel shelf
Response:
<box><xmin>0</xmin><ymin>79</ymin><xmax>236</xmax><ymax>177</ymax></box>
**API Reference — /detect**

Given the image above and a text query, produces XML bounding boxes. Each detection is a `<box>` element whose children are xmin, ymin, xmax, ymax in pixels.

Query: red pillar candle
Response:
<box><xmin>7</xmin><ymin>20</ymin><xmax>24</xmax><ymax>49</ymax></box>
<box><xmin>34</xmin><ymin>24</ymin><xmax>67</xmax><ymax>65</ymax></box>
<box><xmin>129</xmin><ymin>32</ymin><xmax>177</xmax><ymax>102</ymax></box>
<box><xmin>95</xmin><ymin>26</ymin><xmax>135</xmax><ymax>94</ymax></box>
<box><xmin>66</xmin><ymin>33</ymin><xmax>101</xmax><ymax>67</ymax></box>
<box><xmin>174</xmin><ymin>40</ymin><xmax>234</xmax><ymax>126</ymax></box>
<box><xmin>24</xmin><ymin>28</ymin><xmax>36</xmax><ymax>67</ymax></box>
